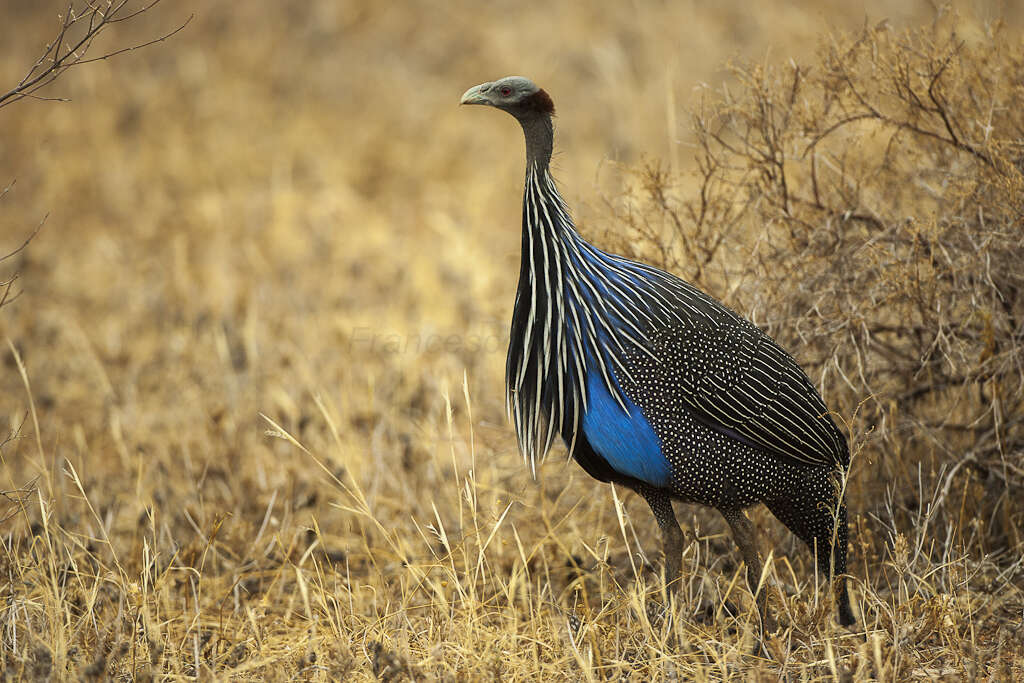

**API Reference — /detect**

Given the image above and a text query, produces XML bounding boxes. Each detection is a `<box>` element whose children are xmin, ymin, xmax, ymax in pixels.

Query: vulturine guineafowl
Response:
<box><xmin>461</xmin><ymin>76</ymin><xmax>855</xmax><ymax>645</ymax></box>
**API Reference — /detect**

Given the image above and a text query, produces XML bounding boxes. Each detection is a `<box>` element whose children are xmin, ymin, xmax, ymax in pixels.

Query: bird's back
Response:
<box><xmin>599</xmin><ymin>255</ymin><xmax>850</xmax><ymax>471</ymax></box>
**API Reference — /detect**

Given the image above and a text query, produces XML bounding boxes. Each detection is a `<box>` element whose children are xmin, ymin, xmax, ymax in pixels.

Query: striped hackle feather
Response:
<box><xmin>506</xmin><ymin>162</ymin><xmax>849</xmax><ymax>476</ymax></box>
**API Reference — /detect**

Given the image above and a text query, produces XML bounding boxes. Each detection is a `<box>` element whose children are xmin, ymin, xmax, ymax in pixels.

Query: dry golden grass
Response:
<box><xmin>1</xmin><ymin>1</ymin><xmax>1023</xmax><ymax>680</ymax></box>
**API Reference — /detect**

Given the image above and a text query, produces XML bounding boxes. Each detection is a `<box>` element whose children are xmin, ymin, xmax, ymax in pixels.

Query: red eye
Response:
<box><xmin>500</xmin><ymin>87</ymin><xmax>512</xmax><ymax>96</ymax></box>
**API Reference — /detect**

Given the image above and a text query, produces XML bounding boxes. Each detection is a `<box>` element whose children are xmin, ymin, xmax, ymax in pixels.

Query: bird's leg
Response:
<box><xmin>721</xmin><ymin>508</ymin><xmax>775</xmax><ymax>656</ymax></box>
<box><xmin>638</xmin><ymin>487</ymin><xmax>685</xmax><ymax>596</ymax></box>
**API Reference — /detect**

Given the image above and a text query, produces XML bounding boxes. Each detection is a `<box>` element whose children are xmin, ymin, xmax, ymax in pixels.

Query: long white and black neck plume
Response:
<box><xmin>506</xmin><ymin>95</ymin><xmax>676</xmax><ymax>476</ymax></box>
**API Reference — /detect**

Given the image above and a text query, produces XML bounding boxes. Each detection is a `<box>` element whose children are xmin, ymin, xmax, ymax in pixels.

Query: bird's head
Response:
<box><xmin>460</xmin><ymin>76</ymin><xmax>555</xmax><ymax>120</ymax></box>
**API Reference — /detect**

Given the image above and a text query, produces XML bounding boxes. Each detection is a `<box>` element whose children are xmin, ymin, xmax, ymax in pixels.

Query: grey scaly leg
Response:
<box><xmin>637</xmin><ymin>487</ymin><xmax>685</xmax><ymax>594</ymax></box>
<box><xmin>721</xmin><ymin>508</ymin><xmax>774</xmax><ymax>655</ymax></box>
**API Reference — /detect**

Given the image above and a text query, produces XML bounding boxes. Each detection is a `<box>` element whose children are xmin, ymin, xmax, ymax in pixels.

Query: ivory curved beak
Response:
<box><xmin>460</xmin><ymin>83</ymin><xmax>492</xmax><ymax>106</ymax></box>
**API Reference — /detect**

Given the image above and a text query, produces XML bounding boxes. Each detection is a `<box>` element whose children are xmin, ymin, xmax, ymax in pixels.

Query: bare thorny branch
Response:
<box><xmin>0</xmin><ymin>0</ymin><xmax>193</xmax><ymax>110</ymax></box>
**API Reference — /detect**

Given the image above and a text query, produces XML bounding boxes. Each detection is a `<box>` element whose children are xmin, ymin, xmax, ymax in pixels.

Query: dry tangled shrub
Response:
<box><xmin>616</xmin><ymin>19</ymin><xmax>1024</xmax><ymax>576</ymax></box>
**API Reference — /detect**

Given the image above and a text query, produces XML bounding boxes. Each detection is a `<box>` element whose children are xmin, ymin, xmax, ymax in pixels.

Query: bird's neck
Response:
<box><xmin>521</xmin><ymin>161</ymin><xmax>579</xmax><ymax>248</ymax></box>
<box><xmin>520</xmin><ymin>115</ymin><xmax>554</xmax><ymax>169</ymax></box>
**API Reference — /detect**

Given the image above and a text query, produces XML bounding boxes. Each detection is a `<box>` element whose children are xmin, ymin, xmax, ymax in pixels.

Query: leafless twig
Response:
<box><xmin>0</xmin><ymin>0</ymin><xmax>193</xmax><ymax>110</ymax></box>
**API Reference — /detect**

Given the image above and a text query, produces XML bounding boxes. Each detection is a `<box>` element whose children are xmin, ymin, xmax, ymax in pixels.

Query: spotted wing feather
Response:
<box><xmin>632</xmin><ymin>273</ymin><xmax>849</xmax><ymax>469</ymax></box>
<box><xmin>602</xmin><ymin>262</ymin><xmax>851</xmax><ymax>471</ymax></box>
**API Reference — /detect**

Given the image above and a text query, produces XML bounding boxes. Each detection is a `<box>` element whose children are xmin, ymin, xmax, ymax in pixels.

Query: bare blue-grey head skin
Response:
<box><xmin>461</xmin><ymin>76</ymin><xmax>555</xmax><ymax>167</ymax></box>
<box><xmin>459</xmin><ymin>76</ymin><xmax>547</xmax><ymax>111</ymax></box>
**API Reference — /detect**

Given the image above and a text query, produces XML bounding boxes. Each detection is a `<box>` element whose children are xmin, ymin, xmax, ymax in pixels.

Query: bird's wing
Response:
<box><xmin>630</xmin><ymin>269</ymin><xmax>849</xmax><ymax>469</ymax></box>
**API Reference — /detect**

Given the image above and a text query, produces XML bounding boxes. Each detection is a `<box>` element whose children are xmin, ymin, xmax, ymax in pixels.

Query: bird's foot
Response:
<box><xmin>693</xmin><ymin>598</ymin><xmax>740</xmax><ymax>625</ymax></box>
<box><xmin>645</xmin><ymin>599</ymin><xmax>671</xmax><ymax>626</ymax></box>
<box><xmin>750</xmin><ymin>607</ymin><xmax>780</xmax><ymax>659</ymax></box>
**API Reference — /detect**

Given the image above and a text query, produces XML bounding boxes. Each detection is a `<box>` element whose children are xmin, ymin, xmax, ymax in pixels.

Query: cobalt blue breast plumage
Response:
<box><xmin>461</xmin><ymin>76</ymin><xmax>855</xmax><ymax>648</ymax></box>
